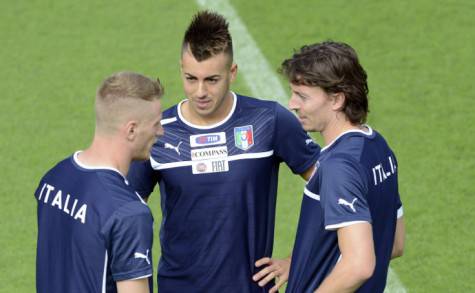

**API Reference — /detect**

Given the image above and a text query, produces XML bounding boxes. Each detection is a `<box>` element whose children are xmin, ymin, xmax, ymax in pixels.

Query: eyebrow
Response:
<box><xmin>184</xmin><ymin>73</ymin><xmax>221</xmax><ymax>79</ymax></box>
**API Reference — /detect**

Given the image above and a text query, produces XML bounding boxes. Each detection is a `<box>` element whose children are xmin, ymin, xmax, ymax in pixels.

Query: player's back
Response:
<box><xmin>35</xmin><ymin>152</ymin><xmax>151</xmax><ymax>293</ymax></box>
<box><xmin>352</xmin><ymin>129</ymin><xmax>400</xmax><ymax>292</ymax></box>
<box><xmin>286</xmin><ymin>127</ymin><xmax>401</xmax><ymax>293</ymax></box>
<box><xmin>331</xmin><ymin>128</ymin><xmax>400</xmax><ymax>292</ymax></box>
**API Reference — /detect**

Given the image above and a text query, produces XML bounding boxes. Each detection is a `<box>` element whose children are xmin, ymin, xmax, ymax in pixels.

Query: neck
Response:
<box><xmin>321</xmin><ymin>114</ymin><xmax>362</xmax><ymax>147</ymax></box>
<box><xmin>77</xmin><ymin>133</ymin><xmax>131</xmax><ymax>177</ymax></box>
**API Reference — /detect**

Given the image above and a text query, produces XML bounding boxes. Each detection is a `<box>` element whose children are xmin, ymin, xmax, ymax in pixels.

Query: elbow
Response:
<box><xmin>392</xmin><ymin>245</ymin><xmax>404</xmax><ymax>259</ymax></box>
<box><xmin>349</xmin><ymin>257</ymin><xmax>375</xmax><ymax>283</ymax></box>
<box><xmin>359</xmin><ymin>260</ymin><xmax>375</xmax><ymax>281</ymax></box>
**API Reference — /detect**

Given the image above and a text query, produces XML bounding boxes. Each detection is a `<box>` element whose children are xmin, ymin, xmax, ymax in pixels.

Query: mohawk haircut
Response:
<box><xmin>182</xmin><ymin>10</ymin><xmax>233</xmax><ymax>61</ymax></box>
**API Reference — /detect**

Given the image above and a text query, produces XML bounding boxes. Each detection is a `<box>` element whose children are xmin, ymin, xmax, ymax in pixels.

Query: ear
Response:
<box><xmin>331</xmin><ymin>92</ymin><xmax>346</xmax><ymax>111</ymax></box>
<box><xmin>230</xmin><ymin>63</ymin><xmax>238</xmax><ymax>82</ymax></box>
<box><xmin>125</xmin><ymin>120</ymin><xmax>139</xmax><ymax>141</ymax></box>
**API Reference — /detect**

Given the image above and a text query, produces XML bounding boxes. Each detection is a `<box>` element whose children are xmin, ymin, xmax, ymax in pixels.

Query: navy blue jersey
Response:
<box><xmin>128</xmin><ymin>93</ymin><xmax>319</xmax><ymax>292</ymax></box>
<box><xmin>286</xmin><ymin>127</ymin><xmax>403</xmax><ymax>293</ymax></box>
<box><xmin>35</xmin><ymin>152</ymin><xmax>154</xmax><ymax>293</ymax></box>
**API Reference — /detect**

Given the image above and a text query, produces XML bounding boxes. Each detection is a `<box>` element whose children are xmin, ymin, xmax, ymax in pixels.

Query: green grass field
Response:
<box><xmin>1</xmin><ymin>0</ymin><xmax>474</xmax><ymax>292</ymax></box>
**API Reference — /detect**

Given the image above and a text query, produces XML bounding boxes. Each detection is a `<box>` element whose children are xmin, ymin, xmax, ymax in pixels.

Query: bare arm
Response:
<box><xmin>391</xmin><ymin>216</ymin><xmax>405</xmax><ymax>259</ymax></box>
<box><xmin>300</xmin><ymin>164</ymin><xmax>316</xmax><ymax>181</ymax></box>
<box><xmin>315</xmin><ymin>223</ymin><xmax>375</xmax><ymax>293</ymax></box>
<box><xmin>117</xmin><ymin>278</ymin><xmax>150</xmax><ymax>293</ymax></box>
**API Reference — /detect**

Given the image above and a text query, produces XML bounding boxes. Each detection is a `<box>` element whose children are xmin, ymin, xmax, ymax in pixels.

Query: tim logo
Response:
<box><xmin>338</xmin><ymin>197</ymin><xmax>357</xmax><ymax>213</ymax></box>
<box><xmin>196</xmin><ymin>135</ymin><xmax>219</xmax><ymax>144</ymax></box>
<box><xmin>190</xmin><ymin>132</ymin><xmax>226</xmax><ymax>147</ymax></box>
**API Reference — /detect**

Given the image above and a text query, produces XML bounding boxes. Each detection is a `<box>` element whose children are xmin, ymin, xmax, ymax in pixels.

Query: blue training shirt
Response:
<box><xmin>286</xmin><ymin>126</ymin><xmax>403</xmax><ymax>293</ymax></box>
<box><xmin>35</xmin><ymin>152</ymin><xmax>154</xmax><ymax>293</ymax></box>
<box><xmin>128</xmin><ymin>93</ymin><xmax>320</xmax><ymax>292</ymax></box>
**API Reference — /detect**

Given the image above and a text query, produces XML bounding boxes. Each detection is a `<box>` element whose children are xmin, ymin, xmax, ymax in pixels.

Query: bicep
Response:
<box><xmin>300</xmin><ymin>164</ymin><xmax>316</xmax><ymax>181</ymax></box>
<box><xmin>337</xmin><ymin>222</ymin><xmax>375</xmax><ymax>266</ymax></box>
<box><xmin>117</xmin><ymin>278</ymin><xmax>150</xmax><ymax>293</ymax></box>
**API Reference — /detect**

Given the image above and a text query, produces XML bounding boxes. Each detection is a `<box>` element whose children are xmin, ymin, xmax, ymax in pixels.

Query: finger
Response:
<box><xmin>255</xmin><ymin>257</ymin><xmax>272</xmax><ymax>267</ymax></box>
<box><xmin>269</xmin><ymin>278</ymin><xmax>286</xmax><ymax>293</ymax></box>
<box><xmin>252</xmin><ymin>265</ymin><xmax>273</xmax><ymax>281</ymax></box>
<box><xmin>258</xmin><ymin>271</ymin><xmax>277</xmax><ymax>287</ymax></box>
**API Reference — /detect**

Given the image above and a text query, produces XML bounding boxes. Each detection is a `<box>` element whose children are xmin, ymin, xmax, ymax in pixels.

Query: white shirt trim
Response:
<box><xmin>325</xmin><ymin>220</ymin><xmax>369</xmax><ymax>231</ymax></box>
<box><xmin>161</xmin><ymin>117</ymin><xmax>177</xmax><ymax>125</ymax></box>
<box><xmin>73</xmin><ymin>151</ymin><xmax>128</xmax><ymax>184</ymax></box>
<box><xmin>321</xmin><ymin>125</ymin><xmax>373</xmax><ymax>153</ymax></box>
<box><xmin>134</xmin><ymin>192</ymin><xmax>147</xmax><ymax>205</ymax></box>
<box><xmin>397</xmin><ymin>206</ymin><xmax>404</xmax><ymax>219</ymax></box>
<box><xmin>102</xmin><ymin>250</ymin><xmax>108</xmax><ymax>293</ymax></box>
<box><xmin>304</xmin><ymin>187</ymin><xmax>320</xmax><ymax>201</ymax></box>
<box><xmin>129</xmin><ymin>273</ymin><xmax>152</xmax><ymax>280</ymax></box>
<box><xmin>177</xmin><ymin>92</ymin><xmax>237</xmax><ymax>129</ymax></box>
<box><xmin>150</xmin><ymin>150</ymin><xmax>274</xmax><ymax>170</ymax></box>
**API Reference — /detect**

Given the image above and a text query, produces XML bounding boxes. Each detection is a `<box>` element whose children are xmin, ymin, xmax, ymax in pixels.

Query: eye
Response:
<box><xmin>185</xmin><ymin>76</ymin><xmax>197</xmax><ymax>81</ymax></box>
<box><xmin>206</xmin><ymin>77</ymin><xmax>219</xmax><ymax>84</ymax></box>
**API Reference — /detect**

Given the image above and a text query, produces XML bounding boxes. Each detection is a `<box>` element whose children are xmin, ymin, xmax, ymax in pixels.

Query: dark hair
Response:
<box><xmin>281</xmin><ymin>41</ymin><xmax>369</xmax><ymax>124</ymax></box>
<box><xmin>182</xmin><ymin>10</ymin><xmax>233</xmax><ymax>62</ymax></box>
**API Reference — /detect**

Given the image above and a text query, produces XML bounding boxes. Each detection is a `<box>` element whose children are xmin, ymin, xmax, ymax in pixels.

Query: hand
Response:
<box><xmin>252</xmin><ymin>257</ymin><xmax>291</xmax><ymax>293</ymax></box>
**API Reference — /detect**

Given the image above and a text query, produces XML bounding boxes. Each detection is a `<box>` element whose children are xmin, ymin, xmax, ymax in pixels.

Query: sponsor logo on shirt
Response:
<box><xmin>234</xmin><ymin>125</ymin><xmax>254</xmax><ymax>150</ymax></box>
<box><xmin>190</xmin><ymin>132</ymin><xmax>226</xmax><ymax>147</ymax></box>
<box><xmin>134</xmin><ymin>249</ymin><xmax>150</xmax><ymax>265</ymax></box>
<box><xmin>164</xmin><ymin>141</ymin><xmax>182</xmax><ymax>155</ymax></box>
<box><xmin>192</xmin><ymin>159</ymin><xmax>229</xmax><ymax>174</ymax></box>
<box><xmin>338</xmin><ymin>197</ymin><xmax>357</xmax><ymax>213</ymax></box>
<box><xmin>191</xmin><ymin>146</ymin><xmax>228</xmax><ymax>161</ymax></box>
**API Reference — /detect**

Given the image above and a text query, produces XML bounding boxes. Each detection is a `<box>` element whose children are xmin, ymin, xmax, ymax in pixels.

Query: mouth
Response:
<box><xmin>195</xmin><ymin>99</ymin><xmax>211</xmax><ymax>110</ymax></box>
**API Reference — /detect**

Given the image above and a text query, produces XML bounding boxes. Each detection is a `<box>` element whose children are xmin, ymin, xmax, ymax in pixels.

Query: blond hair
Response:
<box><xmin>95</xmin><ymin>72</ymin><xmax>164</xmax><ymax>133</ymax></box>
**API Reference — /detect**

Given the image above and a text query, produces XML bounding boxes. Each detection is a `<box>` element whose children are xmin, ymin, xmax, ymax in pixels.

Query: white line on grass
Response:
<box><xmin>196</xmin><ymin>0</ymin><xmax>287</xmax><ymax>104</ymax></box>
<box><xmin>195</xmin><ymin>0</ymin><xmax>407</xmax><ymax>292</ymax></box>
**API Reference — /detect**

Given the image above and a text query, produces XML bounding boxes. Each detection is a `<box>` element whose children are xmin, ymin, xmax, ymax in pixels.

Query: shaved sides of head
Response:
<box><xmin>95</xmin><ymin>71</ymin><xmax>164</xmax><ymax>134</ymax></box>
<box><xmin>182</xmin><ymin>10</ymin><xmax>233</xmax><ymax>62</ymax></box>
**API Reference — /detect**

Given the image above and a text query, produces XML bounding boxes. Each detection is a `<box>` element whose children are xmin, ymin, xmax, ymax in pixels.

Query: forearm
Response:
<box><xmin>315</xmin><ymin>259</ymin><xmax>371</xmax><ymax>293</ymax></box>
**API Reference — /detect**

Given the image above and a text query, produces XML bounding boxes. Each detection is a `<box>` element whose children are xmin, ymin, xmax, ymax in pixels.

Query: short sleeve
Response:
<box><xmin>392</xmin><ymin>153</ymin><xmax>404</xmax><ymax>219</ymax></box>
<box><xmin>103</xmin><ymin>202</ymin><xmax>154</xmax><ymax>281</ymax></box>
<box><xmin>127</xmin><ymin>159</ymin><xmax>160</xmax><ymax>198</ymax></box>
<box><xmin>273</xmin><ymin>103</ymin><xmax>320</xmax><ymax>174</ymax></box>
<box><xmin>319</xmin><ymin>156</ymin><xmax>372</xmax><ymax>230</ymax></box>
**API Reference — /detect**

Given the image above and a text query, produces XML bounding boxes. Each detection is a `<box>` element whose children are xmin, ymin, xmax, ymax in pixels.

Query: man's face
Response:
<box><xmin>181</xmin><ymin>49</ymin><xmax>237</xmax><ymax>119</ymax></box>
<box><xmin>134</xmin><ymin>99</ymin><xmax>164</xmax><ymax>160</ymax></box>
<box><xmin>288</xmin><ymin>83</ymin><xmax>334</xmax><ymax>132</ymax></box>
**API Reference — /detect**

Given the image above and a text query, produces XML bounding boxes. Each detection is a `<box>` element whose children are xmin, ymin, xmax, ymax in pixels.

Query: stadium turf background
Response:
<box><xmin>1</xmin><ymin>0</ymin><xmax>474</xmax><ymax>291</ymax></box>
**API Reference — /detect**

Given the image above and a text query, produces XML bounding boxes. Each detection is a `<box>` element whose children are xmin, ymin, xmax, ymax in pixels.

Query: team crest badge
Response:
<box><xmin>234</xmin><ymin>125</ymin><xmax>254</xmax><ymax>150</ymax></box>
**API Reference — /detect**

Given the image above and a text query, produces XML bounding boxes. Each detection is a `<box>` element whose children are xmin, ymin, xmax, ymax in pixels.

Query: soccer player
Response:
<box><xmin>35</xmin><ymin>72</ymin><xmax>164</xmax><ymax>293</ymax></box>
<box><xmin>281</xmin><ymin>41</ymin><xmax>405</xmax><ymax>292</ymax></box>
<box><xmin>127</xmin><ymin>11</ymin><xmax>320</xmax><ymax>292</ymax></box>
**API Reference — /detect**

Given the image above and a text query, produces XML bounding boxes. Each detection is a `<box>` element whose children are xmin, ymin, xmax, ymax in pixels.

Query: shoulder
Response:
<box><xmin>319</xmin><ymin>153</ymin><xmax>364</xmax><ymax>182</ymax></box>
<box><xmin>235</xmin><ymin>93</ymin><xmax>279</xmax><ymax>112</ymax></box>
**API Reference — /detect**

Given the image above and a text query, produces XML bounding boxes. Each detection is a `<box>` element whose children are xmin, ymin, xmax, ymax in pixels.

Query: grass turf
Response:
<box><xmin>1</xmin><ymin>0</ymin><xmax>473</xmax><ymax>291</ymax></box>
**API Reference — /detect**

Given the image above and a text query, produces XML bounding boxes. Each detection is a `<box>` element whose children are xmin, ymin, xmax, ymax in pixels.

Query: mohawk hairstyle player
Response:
<box><xmin>282</xmin><ymin>41</ymin><xmax>405</xmax><ymax>293</ymax></box>
<box><xmin>182</xmin><ymin>10</ymin><xmax>233</xmax><ymax>61</ymax></box>
<box><xmin>127</xmin><ymin>10</ymin><xmax>320</xmax><ymax>293</ymax></box>
<box><xmin>35</xmin><ymin>72</ymin><xmax>164</xmax><ymax>293</ymax></box>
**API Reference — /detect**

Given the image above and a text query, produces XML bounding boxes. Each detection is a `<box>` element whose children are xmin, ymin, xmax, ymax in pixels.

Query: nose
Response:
<box><xmin>288</xmin><ymin>93</ymin><xmax>300</xmax><ymax>111</ymax></box>
<box><xmin>156</xmin><ymin>124</ymin><xmax>164</xmax><ymax>137</ymax></box>
<box><xmin>196</xmin><ymin>81</ymin><xmax>207</xmax><ymax>98</ymax></box>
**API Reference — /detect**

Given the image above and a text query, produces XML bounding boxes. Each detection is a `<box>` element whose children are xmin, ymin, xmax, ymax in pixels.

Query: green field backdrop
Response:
<box><xmin>1</xmin><ymin>0</ymin><xmax>474</xmax><ymax>292</ymax></box>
